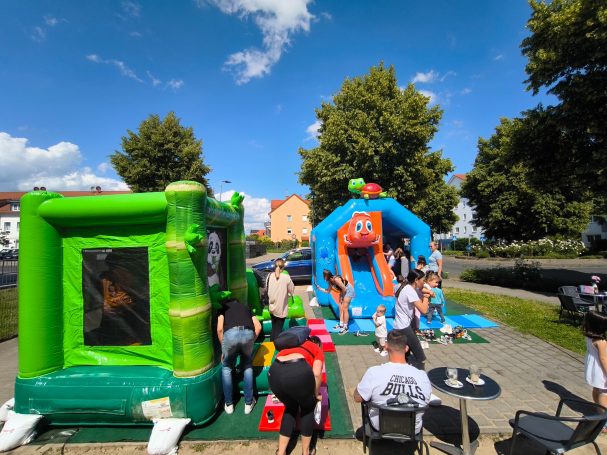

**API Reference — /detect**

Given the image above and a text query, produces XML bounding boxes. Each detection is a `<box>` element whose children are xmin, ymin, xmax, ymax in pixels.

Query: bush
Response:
<box><xmin>460</xmin><ymin>258</ymin><xmax>543</xmax><ymax>289</ymax></box>
<box><xmin>442</xmin><ymin>250</ymin><xmax>464</xmax><ymax>256</ymax></box>
<box><xmin>472</xmin><ymin>237</ymin><xmax>585</xmax><ymax>258</ymax></box>
<box><xmin>475</xmin><ymin>249</ymin><xmax>490</xmax><ymax>259</ymax></box>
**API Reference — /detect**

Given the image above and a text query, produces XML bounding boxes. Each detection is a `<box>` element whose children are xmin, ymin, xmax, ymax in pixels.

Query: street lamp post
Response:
<box><xmin>219</xmin><ymin>180</ymin><xmax>231</xmax><ymax>202</ymax></box>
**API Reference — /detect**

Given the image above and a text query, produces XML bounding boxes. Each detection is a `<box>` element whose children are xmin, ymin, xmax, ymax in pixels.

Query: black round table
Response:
<box><xmin>427</xmin><ymin>367</ymin><xmax>501</xmax><ymax>455</ymax></box>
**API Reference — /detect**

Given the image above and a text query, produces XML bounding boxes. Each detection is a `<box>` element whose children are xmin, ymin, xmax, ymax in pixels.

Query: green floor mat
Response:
<box><xmin>329</xmin><ymin>328</ymin><xmax>488</xmax><ymax>346</ymax></box>
<box><xmin>33</xmin><ymin>352</ymin><xmax>353</xmax><ymax>443</ymax></box>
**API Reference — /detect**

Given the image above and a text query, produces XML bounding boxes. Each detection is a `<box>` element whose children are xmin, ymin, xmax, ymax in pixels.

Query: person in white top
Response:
<box><xmin>372</xmin><ymin>304</ymin><xmax>388</xmax><ymax>356</ymax></box>
<box><xmin>393</xmin><ymin>269</ymin><xmax>431</xmax><ymax>369</ymax></box>
<box><xmin>583</xmin><ymin>310</ymin><xmax>607</xmax><ymax>411</ymax></box>
<box><xmin>268</xmin><ymin>258</ymin><xmax>295</xmax><ymax>341</ymax></box>
<box><xmin>354</xmin><ymin>329</ymin><xmax>432</xmax><ymax>434</ymax></box>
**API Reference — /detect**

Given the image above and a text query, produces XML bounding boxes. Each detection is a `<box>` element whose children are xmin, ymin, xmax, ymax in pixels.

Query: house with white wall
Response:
<box><xmin>435</xmin><ymin>174</ymin><xmax>484</xmax><ymax>241</ymax></box>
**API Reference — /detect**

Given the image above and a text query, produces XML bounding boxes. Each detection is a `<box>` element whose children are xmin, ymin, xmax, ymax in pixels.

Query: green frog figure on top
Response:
<box><xmin>348</xmin><ymin>178</ymin><xmax>387</xmax><ymax>199</ymax></box>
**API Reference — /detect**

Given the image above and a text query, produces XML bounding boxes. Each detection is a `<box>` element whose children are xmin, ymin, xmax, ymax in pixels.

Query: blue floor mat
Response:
<box><xmin>325</xmin><ymin>319</ymin><xmax>362</xmax><ymax>333</ymax></box>
<box><xmin>351</xmin><ymin>315</ymin><xmax>498</xmax><ymax>332</ymax></box>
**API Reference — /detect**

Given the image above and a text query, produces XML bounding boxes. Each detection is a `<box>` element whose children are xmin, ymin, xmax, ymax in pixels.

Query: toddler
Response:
<box><xmin>372</xmin><ymin>304</ymin><xmax>388</xmax><ymax>356</ymax></box>
<box><xmin>425</xmin><ymin>272</ymin><xmax>446</xmax><ymax>324</ymax></box>
<box><xmin>583</xmin><ymin>310</ymin><xmax>607</xmax><ymax>419</ymax></box>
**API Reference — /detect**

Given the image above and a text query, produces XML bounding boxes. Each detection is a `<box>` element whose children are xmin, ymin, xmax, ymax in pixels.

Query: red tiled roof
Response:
<box><xmin>454</xmin><ymin>174</ymin><xmax>467</xmax><ymax>180</ymax></box>
<box><xmin>269</xmin><ymin>194</ymin><xmax>309</xmax><ymax>213</ymax></box>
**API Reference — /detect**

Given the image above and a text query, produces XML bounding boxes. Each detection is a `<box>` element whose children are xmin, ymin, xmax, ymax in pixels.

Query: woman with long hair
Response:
<box><xmin>315</xmin><ymin>269</ymin><xmax>355</xmax><ymax>335</ymax></box>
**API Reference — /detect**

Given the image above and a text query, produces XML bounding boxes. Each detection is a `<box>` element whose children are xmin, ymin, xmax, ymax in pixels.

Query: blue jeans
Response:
<box><xmin>222</xmin><ymin>327</ymin><xmax>255</xmax><ymax>406</ymax></box>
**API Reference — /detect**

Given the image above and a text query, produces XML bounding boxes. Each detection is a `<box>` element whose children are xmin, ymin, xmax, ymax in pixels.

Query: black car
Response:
<box><xmin>0</xmin><ymin>249</ymin><xmax>17</xmax><ymax>260</ymax></box>
<box><xmin>252</xmin><ymin>247</ymin><xmax>312</xmax><ymax>282</ymax></box>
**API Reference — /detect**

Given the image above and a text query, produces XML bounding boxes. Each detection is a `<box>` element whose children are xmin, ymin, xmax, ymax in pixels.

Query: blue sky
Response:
<box><xmin>0</xmin><ymin>0</ymin><xmax>554</xmax><ymax>229</ymax></box>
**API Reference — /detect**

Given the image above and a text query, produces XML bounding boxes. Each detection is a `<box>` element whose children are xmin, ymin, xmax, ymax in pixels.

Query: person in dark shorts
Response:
<box><xmin>268</xmin><ymin>336</ymin><xmax>324</xmax><ymax>455</ymax></box>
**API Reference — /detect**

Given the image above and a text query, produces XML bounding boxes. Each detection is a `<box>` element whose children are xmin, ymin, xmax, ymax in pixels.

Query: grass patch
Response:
<box><xmin>0</xmin><ymin>286</ymin><xmax>18</xmax><ymax>340</ymax></box>
<box><xmin>443</xmin><ymin>287</ymin><xmax>585</xmax><ymax>355</ymax></box>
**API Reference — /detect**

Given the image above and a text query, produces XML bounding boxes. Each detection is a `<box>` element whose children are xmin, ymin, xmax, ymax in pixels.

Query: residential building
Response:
<box><xmin>435</xmin><ymin>174</ymin><xmax>484</xmax><ymax>241</ymax></box>
<box><xmin>0</xmin><ymin>187</ymin><xmax>130</xmax><ymax>248</ymax></box>
<box><xmin>268</xmin><ymin>194</ymin><xmax>311</xmax><ymax>243</ymax></box>
<box><xmin>582</xmin><ymin>215</ymin><xmax>607</xmax><ymax>249</ymax></box>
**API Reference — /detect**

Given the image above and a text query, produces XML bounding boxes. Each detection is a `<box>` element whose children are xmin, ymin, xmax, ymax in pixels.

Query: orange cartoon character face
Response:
<box><xmin>344</xmin><ymin>211</ymin><xmax>380</xmax><ymax>247</ymax></box>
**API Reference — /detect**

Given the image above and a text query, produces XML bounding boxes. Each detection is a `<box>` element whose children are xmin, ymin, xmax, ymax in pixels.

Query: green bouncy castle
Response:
<box><xmin>14</xmin><ymin>181</ymin><xmax>249</xmax><ymax>425</ymax></box>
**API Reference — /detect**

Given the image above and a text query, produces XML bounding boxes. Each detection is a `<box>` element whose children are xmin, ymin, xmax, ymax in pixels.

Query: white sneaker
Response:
<box><xmin>224</xmin><ymin>403</ymin><xmax>234</xmax><ymax>414</ymax></box>
<box><xmin>429</xmin><ymin>393</ymin><xmax>442</xmax><ymax>407</ymax></box>
<box><xmin>244</xmin><ymin>399</ymin><xmax>256</xmax><ymax>415</ymax></box>
<box><xmin>339</xmin><ymin>326</ymin><xmax>348</xmax><ymax>335</ymax></box>
<box><xmin>380</xmin><ymin>350</ymin><xmax>388</xmax><ymax>357</ymax></box>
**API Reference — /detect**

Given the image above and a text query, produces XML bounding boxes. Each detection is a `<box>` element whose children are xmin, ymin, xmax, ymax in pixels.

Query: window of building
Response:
<box><xmin>287</xmin><ymin>229</ymin><xmax>292</xmax><ymax>235</ymax></box>
<box><xmin>10</xmin><ymin>203</ymin><xmax>19</xmax><ymax>212</ymax></box>
<box><xmin>472</xmin><ymin>226</ymin><xmax>477</xmax><ymax>232</ymax></box>
<box><xmin>302</xmin><ymin>215</ymin><xmax>308</xmax><ymax>222</ymax></box>
<box><xmin>302</xmin><ymin>228</ymin><xmax>308</xmax><ymax>234</ymax></box>
<box><xmin>287</xmin><ymin>215</ymin><xmax>292</xmax><ymax>222</ymax></box>
<box><xmin>3</xmin><ymin>222</ymin><xmax>10</xmax><ymax>232</ymax></box>
<box><xmin>463</xmin><ymin>226</ymin><xmax>467</xmax><ymax>234</ymax></box>
<box><xmin>17</xmin><ymin>222</ymin><xmax>19</xmax><ymax>231</ymax></box>
<box><xmin>463</xmin><ymin>213</ymin><xmax>467</xmax><ymax>221</ymax></box>
<box><xmin>455</xmin><ymin>227</ymin><xmax>460</xmax><ymax>234</ymax></box>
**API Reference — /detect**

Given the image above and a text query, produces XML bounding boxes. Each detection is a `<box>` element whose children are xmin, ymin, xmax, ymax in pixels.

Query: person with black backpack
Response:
<box><xmin>268</xmin><ymin>328</ymin><xmax>323</xmax><ymax>455</ymax></box>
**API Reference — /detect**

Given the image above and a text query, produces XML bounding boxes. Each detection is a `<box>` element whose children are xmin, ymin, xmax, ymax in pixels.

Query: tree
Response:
<box><xmin>111</xmin><ymin>112</ymin><xmax>211</xmax><ymax>192</ymax></box>
<box><xmin>521</xmin><ymin>0</ymin><xmax>607</xmax><ymax>203</ymax></box>
<box><xmin>461</xmin><ymin>116</ymin><xmax>593</xmax><ymax>241</ymax></box>
<box><xmin>298</xmin><ymin>63</ymin><xmax>458</xmax><ymax>233</ymax></box>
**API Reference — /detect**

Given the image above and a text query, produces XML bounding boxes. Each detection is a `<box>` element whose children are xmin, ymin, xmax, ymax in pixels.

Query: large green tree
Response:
<box><xmin>298</xmin><ymin>63</ymin><xmax>458</xmax><ymax>233</ymax></box>
<box><xmin>462</xmin><ymin>116</ymin><xmax>593</xmax><ymax>241</ymax></box>
<box><xmin>521</xmin><ymin>0</ymin><xmax>607</xmax><ymax>203</ymax></box>
<box><xmin>111</xmin><ymin>112</ymin><xmax>211</xmax><ymax>192</ymax></box>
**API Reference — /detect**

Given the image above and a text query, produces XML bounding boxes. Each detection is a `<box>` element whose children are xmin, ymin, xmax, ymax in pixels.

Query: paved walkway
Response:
<box><xmin>1</xmin><ymin>278</ymin><xmax>606</xmax><ymax>454</ymax></box>
<box><xmin>443</xmin><ymin>279</ymin><xmax>558</xmax><ymax>304</ymax></box>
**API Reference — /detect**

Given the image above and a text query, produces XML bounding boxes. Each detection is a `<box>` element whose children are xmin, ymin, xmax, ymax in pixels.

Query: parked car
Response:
<box><xmin>252</xmin><ymin>247</ymin><xmax>312</xmax><ymax>282</ymax></box>
<box><xmin>0</xmin><ymin>249</ymin><xmax>17</xmax><ymax>260</ymax></box>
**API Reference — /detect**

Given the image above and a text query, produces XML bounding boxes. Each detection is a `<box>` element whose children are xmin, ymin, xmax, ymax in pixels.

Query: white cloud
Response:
<box><xmin>215</xmin><ymin>190</ymin><xmax>270</xmax><ymax>232</ymax></box>
<box><xmin>97</xmin><ymin>162</ymin><xmax>111</xmax><ymax>174</ymax></box>
<box><xmin>411</xmin><ymin>70</ymin><xmax>456</xmax><ymax>84</ymax></box>
<box><xmin>130</xmin><ymin>31</ymin><xmax>143</xmax><ymax>38</ymax></box>
<box><xmin>493</xmin><ymin>54</ymin><xmax>504</xmax><ymax>61</ymax></box>
<box><xmin>31</xmin><ymin>26</ymin><xmax>46</xmax><ymax>42</ymax></box>
<box><xmin>206</xmin><ymin>0</ymin><xmax>314</xmax><ymax>84</ymax></box>
<box><xmin>166</xmin><ymin>79</ymin><xmax>184</xmax><ymax>90</ymax></box>
<box><xmin>460</xmin><ymin>87</ymin><xmax>472</xmax><ymax>95</ymax></box>
<box><xmin>44</xmin><ymin>16</ymin><xmax>59</xmax><ymax>27</ymax></box>
<box><xmin>0</xmin><ymin>132</ymin><xmax>128</xmax><ymax>191</ymax></box>
<box><xmin>86</xmin><ymin>54</ymin><xmax>143</xmax><ymax>83</ymax></box>
<box><xmin>121</xmin><ymin>0</ymin><xmax>141</xmax><ymax>18</ymax></box>
<box><xmin>147</xmin><ymin>71</ymin><xmax>161</xmax><ymax>86</ymax></box>
<box><xmin>419</xmin><ymin>90</ymin><xmax>438</xmax><ymax>104</ymax></box>
<box><xmin>306</xmin><ymin>120</ymin><xmax>321</xmax><ymax>140</ymax></box>
<box><xmin>411</xmin><ymin>70</ymin><xmax>438</xmax><ymax>84</ymax></box>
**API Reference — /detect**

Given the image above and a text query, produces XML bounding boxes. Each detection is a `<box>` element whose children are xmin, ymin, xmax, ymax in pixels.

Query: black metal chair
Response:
<box><xmin>509</xmin><ymin>397</ymin><xmax>607</xmax><ymax>455</ymax></box>
<box><xmin>560</xmin><ymin>285</ymin><xmax>596</xmax><ymax>305</ymax></box>
<box><xmin>557</xmin><ymin>287</ymin><xmax>594</xmax><ymax>323</ymax></box>
<box><xmin>361</xmin><ymin>401</ymin><xmax>429</xmax><ymax>455</ymax></box>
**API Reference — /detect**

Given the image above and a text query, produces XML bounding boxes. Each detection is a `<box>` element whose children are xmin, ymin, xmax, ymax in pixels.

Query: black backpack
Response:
<box><xmin>273</xmin><ymin>326</ymin><xmax>312</xmax><ymax>350</ymax></box>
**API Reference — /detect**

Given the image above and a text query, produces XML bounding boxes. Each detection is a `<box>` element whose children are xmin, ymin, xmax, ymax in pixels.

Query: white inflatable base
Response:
<box><xmin>0</xmin><ymin>399</ymin><xmax>15</xmax><ymax>423</ymax></box>
<box><xmin>0</xmin><ymin>411</ymin><xmax>43</xmax><ymax>452</ymax></box>
<box><xmin>147</xmin><ymin>418</ymin><xmax>191</xmax><ymax>455</ymax></box>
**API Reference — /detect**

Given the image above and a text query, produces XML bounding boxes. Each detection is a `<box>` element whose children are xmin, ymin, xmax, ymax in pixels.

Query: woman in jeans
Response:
<box><xmin>216</xmin><ymin>297</ymin><xmax>262</xmax><ymax>415</ymax></box>
<box><xmin>393</xmin><ymin>269</ymin><xmax>431</xmax><ymax>369</ymax></box>
<box><xmin>269</xmin><ymin>336</ymin><xmax>324</xmax><ymax>455</ymax></box>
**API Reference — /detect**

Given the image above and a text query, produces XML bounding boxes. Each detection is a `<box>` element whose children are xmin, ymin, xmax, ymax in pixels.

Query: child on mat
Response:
<box><xmin>583</xmin><ymin>310</ymin><xmax>607</xmax><ymax>425</ymax></box>
<box><xmin>425</xmin><ymin>272</ymin><xmax>446</xmax><ymax>324</ymax></box>
<box><xmin>372</xmin><ymin>304</ymin><xmax>388</xmax><ymax>356</ymax></box>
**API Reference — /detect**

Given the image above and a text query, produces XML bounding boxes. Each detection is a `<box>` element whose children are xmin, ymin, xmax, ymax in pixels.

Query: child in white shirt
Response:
<box><xmin>372</xmin><ymin>304</ymin><xmax>388</xmax><ymax>356</ymax></box>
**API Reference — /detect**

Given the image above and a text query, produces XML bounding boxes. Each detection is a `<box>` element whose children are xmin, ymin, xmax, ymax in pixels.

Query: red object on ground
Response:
<box><xmin>307</xmin><ymin>319</ymin><xmax>335</xmax><ymax>352</ymax></box>
<box><xmin>258</xmin><ymin>385</ymin><xmax>331</xmax><ymax>432</ymax></box>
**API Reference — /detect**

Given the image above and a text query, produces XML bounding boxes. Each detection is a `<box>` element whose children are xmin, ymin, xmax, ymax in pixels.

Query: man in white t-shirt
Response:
<box><xmin>354</xmin><ymin>329</ymin><xmax>432</xmax><ymax>434</ymax></box>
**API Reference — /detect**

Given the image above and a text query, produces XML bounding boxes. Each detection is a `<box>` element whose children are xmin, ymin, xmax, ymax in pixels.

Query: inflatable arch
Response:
<box><xmin>14</xmin><ymin>181</ymin><xmax>248</xmax><ymax>425</ymax></box>
<box><xmin>311</xmin><ymin>198</ymin><xmax>431</xmax><ymax>319</ymax></box>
